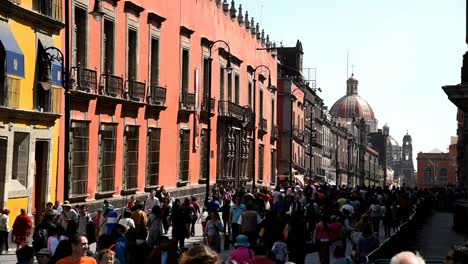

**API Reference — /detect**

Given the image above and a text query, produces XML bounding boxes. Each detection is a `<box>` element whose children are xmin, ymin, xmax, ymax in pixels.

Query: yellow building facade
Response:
<box><xmin>0</xmin><ymin>0</ymin><xmax>64</xmax><ymax>224</ymax></box>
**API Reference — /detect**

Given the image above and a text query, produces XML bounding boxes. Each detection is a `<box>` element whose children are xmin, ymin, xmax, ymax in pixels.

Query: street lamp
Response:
<box><xmin>40</xmin><ymin>46</ymin><xmax>69</xmax><ymax>200</ymax></box>
<box><xmin>205</xmin><ymin>40</ymin><xmax>232</xmax><ymax>206</ymax></box>
<box><xmin>90</xmin><ymin>0</ymin><xmax>105</xmax><ymax>22</ymax></box>
<box><xmin>251</xmin><ymin>65</ymin><xmax>274</xmax><ymax>189</ymax></box>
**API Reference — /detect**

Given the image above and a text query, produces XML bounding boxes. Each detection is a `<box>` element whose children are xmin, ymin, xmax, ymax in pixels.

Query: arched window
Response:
<box><xmin>439</xmin><ymin>168</ymin><xmax>448</xmax><ymax>185</ymax></box>
<box><xmin>424</xmin><ymin>167</ymin><xmax>432</xmax><ymax>184</ymax></box>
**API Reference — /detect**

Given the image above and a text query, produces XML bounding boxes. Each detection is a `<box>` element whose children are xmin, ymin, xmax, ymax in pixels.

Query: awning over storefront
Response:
<box><xmin>0</xmin><ymin>23</ymin><xmax>25</xmax><ymax>78</ymax></box>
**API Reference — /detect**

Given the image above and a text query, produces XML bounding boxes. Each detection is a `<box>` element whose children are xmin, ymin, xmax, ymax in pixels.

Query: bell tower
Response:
<box><xmin>400</xmin><ymin>131</ymin><xmax>415</xmax><ymax>187</ymax></box>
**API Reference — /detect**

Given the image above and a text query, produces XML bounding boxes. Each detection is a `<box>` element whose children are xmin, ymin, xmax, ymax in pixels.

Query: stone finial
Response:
<box><xmin>245</xmin><ymin>11</ymin><xmax>250</xmax><ymax>29</ymax></box>
<box><xmin>266</xmin><ymin>34</ymin><xmax>271</xmax><ymax>48</ymax></box>
<box><xmin>261</xmin><ymin>29</ymin><xmax>266</xmax><ymax>45</ymax></box>
<box><xmin>230</xmin><ymin>0</ymin><xmax>236</xmax><ymax>18</ymax></box>
<box><xmin>250</xmin><ymin>17</ymin><xmax>256</xmax><ymax>35</ymax></box>
<box><xmin>223</xmin><ymin>0</ymin><xmax>229</xmax><ymax>14</ymax></box>
<box><xmin>237</xmin><ymin>4</ymin><xmax>244</xmax><ymax>25</ymax></box>
<box><xmin>256</xmin><ymin>23</ymin><xmax>261</xmax><ymax>39</ymax></box>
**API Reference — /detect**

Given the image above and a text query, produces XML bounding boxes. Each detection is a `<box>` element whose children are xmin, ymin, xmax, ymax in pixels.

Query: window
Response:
<box><xmin>147</xmin><ymin>128</ymin><xmax>161</xmax><ymax>187</ymax></box>
<box><xmin>0</xmin><ymin>77</ymin><xmax>20</xmax><ymax>108</ymax></box>
<box><xmin>202</xmin><ymin>58</ymin><xmax>210</xmax><ymax>98</ymax></box>
<box><xmin>227</xmin><ymin>72</ymin><xmax>232</xmax><ymax>102</ymax></box>
<box><xmin>200</xmin><ymin>129</ymin><xmax>209</xmax><ymax>180</ymax></box>
<box><xmin>259</xmin><ymin>90</ymin><xmax>264</xmax><ymax>118</ymax></box>
<box><xmin>73</xmin><ymin>6</ymin><xmax>87</xmax><ymax>67</ymax></box>
<box><xmin>71</xmin><ymin>121</ymin><xmax>89</xmax><ymax>196</ymax></box>
<box><xmin>12</xmin><ymin>132</ymin><xmax>29</xmax><ymax>187</ymax></box>
<box><xmin>219</xmin><ymin>67</ymin><xmax>225</xmax><ymax>101</ymax></box>
<box><xmin>234</xmin><ymin>74</ymin><xmax>240</xmax><ymax>104</ymax></box>
<box><xmin>181</xmin><ymin>49</ymin><xmax>190</xmax><ymax>93</ymax></box>
<box><xmin>258</xmin><ymin>144</ymin><xmax>264</xmax><ymax>182</ymax></box>
<box><xmin>37</xmin><ymin>0</ymin><xmax>62</xmax><ymax>20</ymax></box>
<box><xmin>103</xmin><ymin>19</ymin><xmax>115</xmax><ymax>74</ymax></box>
<box><xmin>271</xmin><ymin>98</ymin><xmax>275</xmax><ymax>126</ymax></box>
<box><xmin>271</xmin><ymin>149</ymin><xmax>276</xmax><ymax>185</ymax></box>
<box><xmin>248</xmin><ymin>81</ymin><xmax>252</xmax><ymax>107</ymax></box>
<box><xmin>123</xmin><ymin>126</ymin><xmax>139</xmax><ymax>190</ymax></box>
<box><xmin>439</xmin><ymin>168</ymin><xmax>448</xmax><ymax>185</ymax></box>
<box><xmin>150</xmin><ymin>37</ymin><xmax>160</xmax><ymax>85</ymax></box>
<box><xmin>99</xmin><ymin>124</ymin><xmax>117</xmax><ymax>192</ymax></box>
<box><xmin>424</xmin><ymin>167</ymin><xmax>432</xmax><ymax>184</ymax></box>
<box><xmin>179</xmin><ymin>129</ymin><xmax>190</xmax><ymax>182</ymax></box>
<box><xmin>127</xmin><ymin>28</ymin><xmax>138</xmax><ymax>80</ymax></box>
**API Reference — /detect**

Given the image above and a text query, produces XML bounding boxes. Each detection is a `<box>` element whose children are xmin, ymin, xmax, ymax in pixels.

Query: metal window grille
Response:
<box><xmin>71</xmin><ymin>121</ymin><xmax>89</xmax><ymax>196</ymax></box>
<box><xmin>12</xmin><ymin>132</ymin><xmax>29</xmax><ymax>187</ymax></box>
<box><xmin>423</xmin><ymin>167</ymin><xmax>432</xmax><ymax>184</ymax></box>
<box><xmin>99</xmin><ymin>124</ymin><xmax>117</xmax><ymax>192</ymax></box>
<box><xmin>258</xmin><ymin>144</ymin><xmax>264</xmax><ymax>181</ymax></box>
<box><xmin>124</xmin><ymin>126</ymin><xmax>139</xmax><ymax>190</ymax></box>
<box><xmin>147</xmin><ymin>128</ymin><xmax>161</xmax><ymax>187</ymax></box>
<box><xmin>178</xmin><ymin>129</ymin><xmax>190</xmax><ymax>182</ymax></box>
<box><xmin>439</xmin><ymin>168</ymin><xmax>448</xmax><ymax>185</ymax></box>
<box><xmin>199</xmin><ymin>129</ymin><xmax>208</xmax><ymax>180</ymax></box>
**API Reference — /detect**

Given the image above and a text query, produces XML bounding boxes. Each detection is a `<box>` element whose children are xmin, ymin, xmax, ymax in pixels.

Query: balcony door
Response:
<box><xmin>33</xmin><ymin>140</ymin><xmax>49</xmax><ymax>221</ymax></box>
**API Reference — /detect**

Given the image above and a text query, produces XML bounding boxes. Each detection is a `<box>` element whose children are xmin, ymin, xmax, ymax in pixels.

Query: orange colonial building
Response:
<box><xmin>60</xmin><ymin>0</ymin><xmax>278</xmax><ymax>203</ymax></box>
<box><xmin>416</xmin><ymin>137</ymin><xmax>458</xmax><ymax>188</ymax></box>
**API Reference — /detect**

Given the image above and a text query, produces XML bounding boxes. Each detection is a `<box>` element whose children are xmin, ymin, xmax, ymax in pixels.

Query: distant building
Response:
<box><xmin>401</xmin><ymin>133</ymin><xmax>416</xmax><ymax>187</ymax></box>
<box><xmin>416</xmin><ymin>137</ymin><xmax>458</xmax><ymax>188</ymax></box>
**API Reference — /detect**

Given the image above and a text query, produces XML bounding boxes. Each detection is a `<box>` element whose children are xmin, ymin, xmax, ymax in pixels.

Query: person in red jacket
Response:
<box><xmin>12</xmin><ymin>209</ymin><xmax>32</xmax><ymax>249</ymax></box>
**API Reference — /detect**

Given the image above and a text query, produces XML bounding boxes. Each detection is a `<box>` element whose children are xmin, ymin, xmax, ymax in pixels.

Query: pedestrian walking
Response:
<box><xmin>0</xmin><ymin>208</ymin><xmax>10</xmax><ymax>254</ymax></box>
<box><xmin>12</xmin><ymin>209</ymin><xmax>32</xmax><ymax>249</ymax></box>
<box><xmin>204</xmin><ymin>209</ymin><xmax>223</xmax><ymax>253</ymax></box>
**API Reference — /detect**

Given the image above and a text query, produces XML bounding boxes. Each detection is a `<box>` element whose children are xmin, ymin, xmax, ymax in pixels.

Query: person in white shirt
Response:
<box><xmin>0</xmin><ymin>209</ymin><xmax>10</xmax><ymax>253</ymax></box>
<box><xmin>145</xmin><ymin>190</ymin><xmax>160</xmax><ymax>214</ymax></box>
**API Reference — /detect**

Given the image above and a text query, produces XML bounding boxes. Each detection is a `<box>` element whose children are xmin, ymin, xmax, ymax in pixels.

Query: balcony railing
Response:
<box><xmin>218</xmin><ymin>100</ymin><xmax>244</xmax><ymax>121</ymax></box>
<box><xmin>37</xmin><ymin>0</ymin><xmax>62</xmax><ymax>21</ymax></box>
<box><xmin>71</xmin><ymin>65</ymin><xmax>97</xmax><ymax>93</ymax></box>
<box><xmin>259</xmin><ymin>118</ymin><xmax>268</xmax><ymax>133</ymax></box>
<box><xmin>36</xmin><ymin>86</ymin><xmax>61</xmax><ymax>114</ymax></box>
<box><xmin>271</xmin><ymin>125</ymin><xmax>279</xmax><ymax>140</ymax></box>
<box><xmin>201</xmin><ymin>96</ymin><xmax>215</xmax><ymax>115</ymax></box>
<box><xmin>0</xmin><ymin>77</ymin><xmax>20</xmax><ymax>109</ymax></box>
<box><xmin>126</xmin><ymin>79</ymin><xmax>145</xmax><ymax>102</ymax></box>
<box><xmin>100</xmin><ymin>73</ymin><xmax>124</xmax><ymax>98</ymax></box>
<box><xmin>180</xmin><ymin>91</ymin><xmax>195</xmax><ymax>111</ymax></box>
<box><xmin>148</xmin><ymin>85</ymin><xmax>166</xmax><ymax>106</ymax></box>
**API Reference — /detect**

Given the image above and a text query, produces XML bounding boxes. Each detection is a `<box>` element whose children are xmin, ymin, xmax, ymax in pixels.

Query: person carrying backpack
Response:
<box><xmin>33</xmin><ymin>210</ymin><xmax>56</xmax><ymax>252</ymax></box>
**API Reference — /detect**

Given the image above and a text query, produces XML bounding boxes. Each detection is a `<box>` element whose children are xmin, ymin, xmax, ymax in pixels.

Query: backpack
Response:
<box><xmin>32</xmin><ymin>227</ymin><xmax>48</xmax><ymax>251</ymax></box>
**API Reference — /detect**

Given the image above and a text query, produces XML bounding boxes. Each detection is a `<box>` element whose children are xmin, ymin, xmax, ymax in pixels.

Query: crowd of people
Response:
<box><xmin>0</xmin><ymin>182</ymin><xmax>466</xmax><ymax>264</ymax></box>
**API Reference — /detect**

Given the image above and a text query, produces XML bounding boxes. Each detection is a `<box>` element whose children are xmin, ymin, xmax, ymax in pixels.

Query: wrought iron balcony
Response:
<box><xmin>201</xmin><ymin>96</ymin><xmax>215</xmax><ymax>115</ymax></box>
<box><xmin>71</xmin><ymin>65</ymin><xmax>97</xmax><ymax>93</ymax></box>
<box><xmin>126</xmin><ymin>79</ymin><xmax>145</xmax><ymax>102</ymax></box>
<box><xmin>218</xmin><ymin>100</ymin><xmax>245</xmax><ymax>121</ymax></box>
<box><xmin>179</xmin><ymin>91</ymin><xmax>195</xmax><ymax>111</ymax></box>
<box><xmin>271</xmin><ymin>125</ymin><xmax>279</xmax><ymax>140</ymax></box>
<box><xmin>37</xmin><ymin>0</ymin><xmax>62</xmax><ymax>21</ymax></box>
<box><xmin>148</xmin><ymin>85</ymin><xmax>166</xmax><ymax>106</ymax></box>
<box><xmin>100</xmin><ymin>73</ymin><xmax>124</xmax><ymax>98</ymax></box>
<box><xmin>259</xmin><ymin>118</ymin><xmax>268</xmax><ymax>134</ymax></box>
<box><xmin>293</xmin><ymin>128</ymin><xmax>304</xmax><ymax>142</ymax></box>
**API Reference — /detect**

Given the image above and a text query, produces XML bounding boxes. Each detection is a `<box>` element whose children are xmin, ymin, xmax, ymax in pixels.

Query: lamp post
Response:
<box><xmin>251</xmin><ymin>65</ymin><xmax>273</xmax><ymax>189</ymax></box>
<box><xmin>205</xmin><ymin>40</ymin><xmax>232</xmax><ymax>205</ymax></box>
<box><xmin>40</xmin><ymin>46</ymin><xmax>69</xmax><ymax>200</ymax></box>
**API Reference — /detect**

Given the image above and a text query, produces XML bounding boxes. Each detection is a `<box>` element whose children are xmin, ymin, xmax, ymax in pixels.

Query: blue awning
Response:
<box><xmin>0</xmin><ymin>24</ymin><xmax>25</xmax><ymax>78</ymax></box>
<box><xmin>38</xmin><ymin>39</ymin><xmax>63</xmax><ymax>87</ymax></box>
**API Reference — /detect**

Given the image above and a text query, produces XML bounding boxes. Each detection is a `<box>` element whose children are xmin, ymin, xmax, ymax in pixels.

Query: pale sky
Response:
<box><xmin>238</xmin><ymin>0</ymin><xmax>465</xmax><ymax>165</ymax></box>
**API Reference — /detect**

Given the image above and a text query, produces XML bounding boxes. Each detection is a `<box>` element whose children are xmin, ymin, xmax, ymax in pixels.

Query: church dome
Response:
<box><xmin>329</xmin><ymin>74</ymin><xmax>376</xmax><ymax>120</ymax></box>
<box><xmin>387</xmin><ymin>136</ymin><xmax>400</xmax><ymax>147</ymax></box>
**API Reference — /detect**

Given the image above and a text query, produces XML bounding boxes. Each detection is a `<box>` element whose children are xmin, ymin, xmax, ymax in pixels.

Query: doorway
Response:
<box><xmin>0</xmin><ymin>138</ymin><xmax>7</xmax><ymax>207</ymax></box>
<box><xmin>33</xmin><ymin>141</ymin><xmax>49</xmax><ymax>221</ymax></box>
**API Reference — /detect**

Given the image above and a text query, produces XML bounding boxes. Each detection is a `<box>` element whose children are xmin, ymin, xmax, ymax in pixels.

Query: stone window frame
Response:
<box><xmin>101</xmin><ymin>12</ymin><xmax>116</xmax><ymax>75</ymax></box>
<box><xmin>72</xmin><ymin>1</ymin><xmax>89</xmax><ymax>68</ymax></box>
<box><xmin>149</xmin><ymin>26</ymin><xmax>161</xmax><ymax>86</ymax></box>
<box><xmin>126</xmin><ymin>15</ymin><xmax>140</xmax><ymax>80</ymax></box>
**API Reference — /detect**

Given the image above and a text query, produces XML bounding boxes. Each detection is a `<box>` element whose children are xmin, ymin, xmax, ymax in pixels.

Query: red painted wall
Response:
<box><xmin>62</xmin><ymin>0</ymin><xmax>278</xmax><ymax>200</ymax></box>
<box><xmin>416</xmin><ymin>144</ymin><xmax>457</xmax><ymax>188</ymax></box>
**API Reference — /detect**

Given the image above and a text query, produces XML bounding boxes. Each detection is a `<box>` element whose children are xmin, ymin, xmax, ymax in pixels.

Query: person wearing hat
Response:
<box><xmin>36</xmin><ymin>248</ymin><xmax>52</xmax><ymax>264</ymax></box>
<box><xmin>58</xmin><ymin>201</ymin><xmax>78</xmax><ymax>231</ymax></box>
<box><xmin>228</xmin><ymin>235</ymin><xmax>255</xmax><ymax>263</ymax></box>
